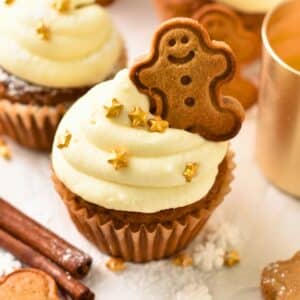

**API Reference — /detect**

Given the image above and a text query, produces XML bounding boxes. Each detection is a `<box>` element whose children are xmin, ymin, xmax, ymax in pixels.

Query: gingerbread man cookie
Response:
<box><xmin>262</xmin><ymin>252</ymin><xmax>300</xmax><ymax>300</ymax></box>
<box><xmin>130</xmin><ymin>18</ymin><xmax>244</xmax><ymax>141</ymax></box>
<box><xmin>193</xmin><ymin>4</ymin><xmax>260</xmax><ymax>109</ymax></box>
<box><xmin>0</xmin><ymin>268</ymin><xmax>60</xmax><ymax>300</ymax></box>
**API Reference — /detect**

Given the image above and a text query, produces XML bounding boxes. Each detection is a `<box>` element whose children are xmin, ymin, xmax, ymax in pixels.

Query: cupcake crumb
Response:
<box><xmin>0</xmin><ymin>138</ymin><xmax>11</xmax><ymax>161</ymax></box>
<box><xmin>106</xmin><ymin>257</ymin><xmax>127</xmax><ymax>272</ymax></box>
<box><xmin>172</xmin><ymin>253</ymin><xmax>193</xmax><ymax>268</ymax></box>
<box><xmin>224</xmin><ymin>250</ymin><xmax>240</xmax><ymax>267</ymax></box>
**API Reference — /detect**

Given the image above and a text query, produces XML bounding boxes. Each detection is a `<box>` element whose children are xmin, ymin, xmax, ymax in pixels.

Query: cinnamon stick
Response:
<box><xmin>0</xmin><ymin>198</ymin><xmax>92</xmax><ymax>279</ymax></box>
<box><xmin>0</xmin><ymin>228</ymin><xmax>94</xmax><ymax>300</ymax></box>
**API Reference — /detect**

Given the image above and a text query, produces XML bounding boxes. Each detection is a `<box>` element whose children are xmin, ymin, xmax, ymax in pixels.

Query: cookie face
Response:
<box><xmin>262</xmin><ymin>253</ymin><xmax>300</xmax><ymax>300</ymax></box>
<box><xmin>193</xmin><ymin>4</ymin><xmax>260</xmax><ymax>63</ymax></box>
<box><xmin>0</xmin><ymin>268</ymin><xmax>60</xmax><ymax>300</ymax></box>
<box><xmin>130</xmin><ymin>18</ymin><xmax>244</xmax><ymax>141</ymax></box>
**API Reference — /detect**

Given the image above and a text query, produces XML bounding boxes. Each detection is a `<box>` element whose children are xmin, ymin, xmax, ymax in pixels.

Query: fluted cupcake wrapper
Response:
<box><xmin>0</xmin><ymin>100</ymin><xmax>66</xmax><ymax>151</ymax></box>
<box><xmin>54</xmin><ymin>152</ymin><xmax>235</xmax><ymax>263</ymax></box>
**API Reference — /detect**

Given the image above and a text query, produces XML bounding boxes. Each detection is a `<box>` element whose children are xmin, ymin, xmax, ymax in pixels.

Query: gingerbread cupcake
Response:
<box><xmin>0</xmin><ymin>0</ymin><xmax>126</xmax><ymax>151</ymax></box>
<box><xmin>52</xmin><ymin>18</ymin><xmax>244</xmax><ymax>262</ymax></box>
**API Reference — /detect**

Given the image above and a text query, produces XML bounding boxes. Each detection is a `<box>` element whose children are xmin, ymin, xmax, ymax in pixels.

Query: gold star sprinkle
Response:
<box><xmin>104</xmin><ymin>99</ymin><xmax>123</xmax><ymax>118</ymax></box>
<box><xmin>52</xmin><ymin>0</ymin><xmax>70</xmax><ymax>13</ymax></box>
<box><xmin>106</xmin><ymin>257</ymin><xmax>127</xmax><ymax>272</ymax></box>
<box><xmin>128</xmin><ymin>106</ymin><xmax>148</xmax><ymax>128</ymax></box>
<box><xmin>4</xmin><ymin>0</ymin><xmax>14</xmax><ymax>5</ymax></box>
<box><xmin>183</xmin><ymin>162</ymin><xmax>199</xmax><ymax>182</ymax></box>
<box><xmin>108</xmin><ymin>148</ymin><xmax>128</xmax><ymax>170</ymax></box>
<box><xmin>0</xmin><ymin>138</ymin><xmax>11</xmax><ymax>160</ymax></box>
<box><xmin>57</xmin><ymin>130</ymin><xmax>72</xmax><ymax>149</ymax></box>
<box><xmin>224</xmin><ymin>250</ymin><xmax>240</xmax><ymax>267</ymax></box>
<box><xmin>36</xmin><ymin>21</ymin><xmax>51</xmax><ymax>41</ymax></box>
<box><xmin>148</xmin><ymin>116</ymin><xmax>169</xmax><ymax>133</ymax></box>
<box><xmin>172</xmin><ymin>253</ymin><xmax>193</xmax><ymax>268</ymax></box>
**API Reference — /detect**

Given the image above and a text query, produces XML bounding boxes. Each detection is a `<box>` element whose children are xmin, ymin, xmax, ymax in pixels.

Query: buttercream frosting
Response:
<box><xmin>217</xmin><ymin>0</ymin><xmax>283</xmax><ymax>13</ymax></box>
<box><xmin>52</xmin><ymin>69</ymin><xmax>229</xmax><ymax>213</ymax></box>
<box><xmin>0</xmin><ymin>0</ymin><xmax>123</xmax><ymax>88</ymax></box>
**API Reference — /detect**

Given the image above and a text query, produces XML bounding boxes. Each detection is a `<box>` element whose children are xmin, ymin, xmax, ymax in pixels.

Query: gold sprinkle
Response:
<box><xmin>52</xmin><ymin>0</ymin><xmax>70</xmax><ymax>13</ymax></box>
<box><xmin>172</xmin><ymin>253</ymin><xmax>193</xmax><ymax>268</ymax></box>
<box><xmin>106</xmin><ymin>257</ymin><xmax>126</xmax><ymax>272</ymax></box>
<box><xmin>108</xmin><ymin>148</ymin><xmax>128</xmax><ymax>170</ymax></box>
<box><xmin>104</xmin><ymin>99</ymin><xmax>123</xmax><ymax>118</ymax></box>
<box><xmin>57</xmin><ymin>130</ymin><xmax>72</xmax><ymax>149</ymax></box>
<box><xmin>0</xmin><ymin>138</ymin><xmax>11</xmax><ymax>160</ymax></box>
<box><xmin>128</xmin><ymin>106</ymin><xmax>148</xmax><ymax>128</ymax></box>
<box><xmin>224</xmin><ymin>250</ymin><xmax>240</xmax><ymax>267</ymax></box>
<box><xmin>36</xmin><ymin>21</ymin><xmax>51</xmax><ymax>41</ymax></box>
<box><xmin>4</xmin><ymin>0</ymin><xmax>14</xmax><ymax>5</ymax></box>
<box><xmin>183</xmin><ymin>162</ymin><xmax>199</xmax><ymax>182</ymax></box>
<box><xmin>148</xmin><ymin>116</ymin><xmax>169</xmax><ymax>133</ymax></box>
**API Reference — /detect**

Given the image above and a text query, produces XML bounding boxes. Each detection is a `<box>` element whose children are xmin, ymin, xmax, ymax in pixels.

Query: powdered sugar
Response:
<box><xmin>0</xmin><ymin>249</ymin><xmax>21</xmax><ymax>277</ymax></box>
<box><xmin>86</xmin><ymin>218</ymin><xmax>241</xmax><ymax>299</ymax></box>
<box><xmin>190</xmin><ymin>221</ymin><xmax>240</xmax><ymax>272</ymax></box>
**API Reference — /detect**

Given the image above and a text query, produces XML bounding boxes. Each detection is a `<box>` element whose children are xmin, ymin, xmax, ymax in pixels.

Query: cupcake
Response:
<box><xmin>0</xmin><ymin>0</ymin><xmax>126</xmax><ymax>151</ymax></box>
<box><xmin>52</xmin><ymin>18</ymin><xmax>244</xmax><ymax>262</ymax></box>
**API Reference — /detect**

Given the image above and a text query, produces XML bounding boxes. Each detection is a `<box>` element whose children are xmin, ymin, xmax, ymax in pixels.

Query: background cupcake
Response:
<box><xmin>0</xmin><ymin>0</ymin><xmax>126</xmax><ymax>151</ymax></box>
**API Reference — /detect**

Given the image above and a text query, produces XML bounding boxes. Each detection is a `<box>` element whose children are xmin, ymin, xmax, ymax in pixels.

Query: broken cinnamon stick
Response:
<box><xmin>0</xmin><ymin>198</ymin><xmax>92</xmax><ymax>279</ymax></box>
<box><xmin>0</xmin><ymin>228</ymin><xmax>94</xmax><ymax>300</ymax></box>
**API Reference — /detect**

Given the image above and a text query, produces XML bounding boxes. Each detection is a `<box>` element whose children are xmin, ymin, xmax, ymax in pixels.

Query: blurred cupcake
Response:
<box><xmin>0</xmin><ymin>0</ymin><xmax>126</xmax><ymax>151</ymax></box>
<box><xmin>152</xmin><ymin>0</ymin><xmax>208</xmax><ymax>20</ymax></box>
<box><xmin>152</xmin><ymin>0</ymin><xmax>282</xmax><ymax>52</ymax></box>
<box><xmin>216</xmin><ymin>0</ymin><xmax>283</xmax><ymax>34</ymax></box>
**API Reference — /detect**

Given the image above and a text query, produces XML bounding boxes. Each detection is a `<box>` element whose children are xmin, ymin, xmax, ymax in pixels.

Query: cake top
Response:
<box><xmin>52</xmin><ymin>69</ymin><xmax>229</xmax><ymax>213</ymax></box>
<box><xmin>217</xmin><ymin>0</ymin><xmax>283</xmax><ymax>13</ymax></box>
<box><xmin>52</xmin><ymin>18</ymin><xmax>243</xmax><ymax>213</ymax></box>
<box><xmin>0</xmin><ymin>0</ymin><xmax>123</xmax><ymax>88</ymax></box>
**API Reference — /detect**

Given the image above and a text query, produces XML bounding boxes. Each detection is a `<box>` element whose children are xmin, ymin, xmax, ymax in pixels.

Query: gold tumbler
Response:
<box><xmin>257</xmin><ymin>0</ymin><xmax>300</xmax><ymax>197</ymax></box>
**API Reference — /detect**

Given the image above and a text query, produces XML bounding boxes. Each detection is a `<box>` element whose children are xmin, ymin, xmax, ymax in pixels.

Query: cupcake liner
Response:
<box><xmin>0</xmin><ymin>100</ymin><xmax>66</xmax><ymax>151</ymax></box>
<box><xmin>53</xmin><ymin>152</ymin><xmax>235</xmax><ymax>262</ymax></box>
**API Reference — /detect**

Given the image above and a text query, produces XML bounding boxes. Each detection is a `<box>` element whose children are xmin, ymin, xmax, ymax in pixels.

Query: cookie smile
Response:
<box><xmin>168</xmin><ymin>51</ymin><xmax>195</xmax><ymax>64</ymax></box>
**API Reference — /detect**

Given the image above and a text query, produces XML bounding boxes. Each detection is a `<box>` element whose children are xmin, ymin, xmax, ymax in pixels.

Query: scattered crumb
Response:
<box><xmin>172</xmin><ymin>253</ymin><xmax>193</xmax><ymax>268</ymax></box>
<box><xmin>0</xmin><ymin>138</ymin><xmax>11</xmax><ymax>160</ymax></box>
<box><xmin>106</xmin><ymin>257</ymin><xmax>127</xmax><ymax>272</ymax></box>
<box><xmin>224</xmin><ymin>250</ymin><xmax>240</xmax><ymax>267</ymax></box>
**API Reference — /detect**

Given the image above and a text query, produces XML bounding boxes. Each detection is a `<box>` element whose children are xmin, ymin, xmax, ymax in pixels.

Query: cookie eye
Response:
<box><xmin>184</xmin><ymin>97</ymin><xmax>195</xmax><ymax>107</ymax></box>
<box><xmin>181</xmin><ymin>75</ymin><xmax>192</xmax><ymax>85</ymax></box>
<box><xmin>168</xmin><ymin>39</ymin><xmax>176</xmax><ymax>47</ymax></box>
<box><xmin>181</xmin><ymin>36</ymin><xmax>189</xmax><ymax>44</ymax></box>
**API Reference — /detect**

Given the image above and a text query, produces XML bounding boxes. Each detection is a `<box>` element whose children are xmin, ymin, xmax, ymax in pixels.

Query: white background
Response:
<box><xmin>1</xmin><ymin>0</ymin><xmax>300</xmax><ymax>299</ymax></box>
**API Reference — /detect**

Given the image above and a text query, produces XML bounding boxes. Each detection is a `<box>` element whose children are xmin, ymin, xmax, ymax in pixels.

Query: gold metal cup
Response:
<box><xmin>257</xmin><ymin>0</ymin><xmax>300</xmax><ymax>197</ymax></box>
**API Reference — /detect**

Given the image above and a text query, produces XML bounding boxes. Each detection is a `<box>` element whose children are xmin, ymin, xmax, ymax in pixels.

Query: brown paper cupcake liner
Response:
<box><xmin>0</xmin><ymin>100</ymin><xmax>66</xmax><ymax>151</ymax></box>
<box><xmin>53</xmin><ymin>151</ymin><xmax>235</xmax><ymax>262</ymax></box>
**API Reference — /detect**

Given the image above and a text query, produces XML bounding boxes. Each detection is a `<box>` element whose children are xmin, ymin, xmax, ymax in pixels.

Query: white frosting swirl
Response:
<box><xmin>52</xmin><ymin>70</ymin><xmax>229</xmax><ymax>213</ymax></box>
<box><xmin>217</xmin><ymin>0</ymin><xmax>283</xmax><ymax>13</ymax></box>
<box><xmin>0</xmin><ymin>0</ymin><xmax>123</xmax><ymax>87</ymax></box>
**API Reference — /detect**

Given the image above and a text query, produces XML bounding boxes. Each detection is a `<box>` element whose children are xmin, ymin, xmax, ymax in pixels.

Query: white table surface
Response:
<box><xmin>1</xmin><ymin>1</ymin><xmax>300</xmax><ymax>299</ymax></box>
